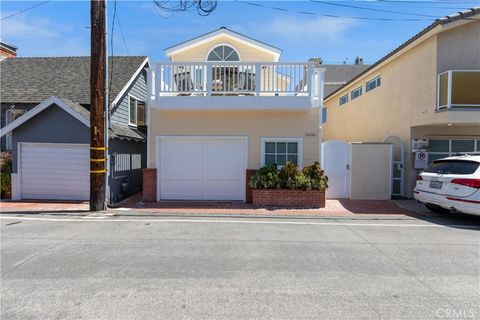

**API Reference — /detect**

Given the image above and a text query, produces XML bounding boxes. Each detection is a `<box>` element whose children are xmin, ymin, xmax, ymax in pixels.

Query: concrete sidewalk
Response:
<box><xmin>1</xmin><ymin>195</ymin><xmax>418</xmax><ymax>217</ymax></box>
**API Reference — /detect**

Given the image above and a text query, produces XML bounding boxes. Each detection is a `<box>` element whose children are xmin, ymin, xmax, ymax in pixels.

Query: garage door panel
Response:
<box><xmin>204</xmin><ymin>140</ymin><xmax>246</xmax><ymax>176</ymax></box>
<box><xmin>202</xmin><ymin>178</ymin><xmax>244</xmax><ymax>200</ymax></box>
<box><xmin>158</xmin><ymin>136</ymin><xmax>246</xmax><ymax>201</ymax></box>
<box><xmin>20</xmin><ymin>143</ymin><xmax>89</xmax><ymax>200</ymax></box>
<box><xmin>160</xmin><ymin>139</ymin><xmax>202</xmax><ymax>177</ymax></box>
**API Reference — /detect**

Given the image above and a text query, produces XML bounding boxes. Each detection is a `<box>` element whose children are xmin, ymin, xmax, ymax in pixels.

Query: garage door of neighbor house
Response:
<box><xmin>157</xmin><ymin>136</ymin><xmax>247</xmax><ymax>201</ymax></box>
<box><xmin>20</xmin><ymin>143</ymin><xmax>89</xmax><ymax>200</ymax></box>
<box><xmin>321</xmin><ymin>140</ymin><xmax>350</xmax><ymax>198</ymax></box>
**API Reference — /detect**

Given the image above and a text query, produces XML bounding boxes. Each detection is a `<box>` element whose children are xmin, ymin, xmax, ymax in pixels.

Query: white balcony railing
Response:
<box><xmin>152</xmin><ymin>62</ymin><xmax>316</xmax><ymax>97</ymax></box>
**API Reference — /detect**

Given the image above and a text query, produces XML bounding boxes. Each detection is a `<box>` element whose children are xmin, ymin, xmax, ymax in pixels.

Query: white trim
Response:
<box><xmin>0</xmin><ymin>96</ymin><xmax>90</xmax><ymax>137</ymax></box>
<box><xmin>339</xmin><ymin>93</ymin><xmax>349</xmax><ymax>106</ymax></box>
<box><xmin>127</xmin><ymin>93</ymin><xmax>145</xmax><ymax>127</ymax></box>
<box><xmin>205</xmin><ymin>43</ymin><xmax>242</xmax><ymax>61</ymax></box>
<box><xmin>260</xmin><ymin>137</ymin><xmax>303</xmax><ymax>168</ymax></box>
<box><xmin>165</xmin><ymin>29</ymin><xmax>282</xmax><ymax>61</ymax></box>
<box><xmin>153</xmin><ymin>96</ymin><xmax>312</xmax><ymax>110</ymax></box>
<box><xmin>155</xmin><ymin>135</ymin><xmax>249</xmax><ymax>202</ymax></box>
<box><xmin>111</xmin><ymin>57</ymin><xmax>150</xmax><ymax>107</ymax></box>
<box><xmin>365</xmin><ymin>74</ymin><xmax>381</xmax><ymax>92</ymax></box>
<box><xmin>350</xmin><ymin>85</ymin><xmax>363</xmax><ymax>100</ymax></box>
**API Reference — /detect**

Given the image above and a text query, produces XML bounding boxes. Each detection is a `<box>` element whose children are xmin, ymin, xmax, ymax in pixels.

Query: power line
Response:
<box><xmin>233</xmin><ymin>0</ymin><xmax>434</xmax><ymax>21</ymax></box>
<box><xmin>108</xmin><ymin>0</ymin><xmax>117</xmax><ymax>104</ymax></box>
<box><xmin>115</xmin><ymin>10</ymin><xmax>130</xmax><ymax>55</ymax></box>
<box><xmin>310</xmin><ymin>0</ymin><xmax>442</xmax><ymax>18</ymax></box>
<box><xmin>0</xmin><ymin>1</ymin><xmax>49</xmax><ymax>21</ymax></box>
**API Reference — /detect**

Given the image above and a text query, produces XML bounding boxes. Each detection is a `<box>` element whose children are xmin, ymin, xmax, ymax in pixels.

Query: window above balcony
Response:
<box><xmin>438</xmin><ymin>70</ymin><xmax>480</xmax><ymax>110</ymax></box>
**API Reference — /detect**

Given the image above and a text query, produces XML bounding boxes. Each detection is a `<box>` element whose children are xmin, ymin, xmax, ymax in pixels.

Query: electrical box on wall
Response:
<box><xmin>412</xmin><ymin>139</ymin><xmax>428</xmax><ymax>152</ymax></box>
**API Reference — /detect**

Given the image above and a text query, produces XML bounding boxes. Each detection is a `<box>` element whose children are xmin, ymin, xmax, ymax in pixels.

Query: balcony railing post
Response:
<box><xmin>155</xmin><ymin>63</ymin><xmax>162</xmax><ymax>99</ymax></box>
<box><xmin>255</xmin><ymin>64</ymin><xmax>261</xmax><ymax>96</ymax></box>
<box><xmin>206</xmin><ymin>64</ymin><xmax>212</xmax><ymax>96</ymax></box>
<box><xmin>447</xmin><ymin>70</ymin><xmax>452</xmax><ymax>109</ymax></box>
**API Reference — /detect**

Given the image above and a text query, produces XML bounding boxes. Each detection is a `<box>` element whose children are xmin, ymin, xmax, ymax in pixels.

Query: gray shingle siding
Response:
<box><xmin>110</xmin><ymin>69</ymin><xmax>147</xmax><ymax>125</ymax></box>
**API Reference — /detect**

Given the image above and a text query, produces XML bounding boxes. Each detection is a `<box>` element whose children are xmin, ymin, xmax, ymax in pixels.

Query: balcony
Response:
<box><xmin>437</xmin><ymin>70</ymin><xmax>480</xmax><ymax>110</ymax></box>
<box><xmin>146</xmin><ymin>62</ymin><xmax>325</xmax><ymax>110</ymax></box>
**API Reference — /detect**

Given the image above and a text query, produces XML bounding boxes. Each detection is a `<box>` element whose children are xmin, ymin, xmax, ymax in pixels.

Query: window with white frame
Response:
<box><xmin>262</xmin><ymin>138</ymin><xmax>303</xmax><ymax>168</ymax></box>
<box><xmin>339</xmin><ymin>94</ymin><xmax>348</xmax><ymax>106</ymax></box>
<box><xmin>207</xmin><ymin>45</ymin><xmax>240</xmax><ymax>61</ymax></box>
<box><xmin>428</xmin><ymin>138</ymin><xmax>480</xmax><ymax>164</ymax></box>
<box><xmin>351</xmin><ymin>86</ymin><xmax>362</xmax><ymax>100</ymax></box>
<box><xmin>366</xmin><ymin>76</ymin><xmax>381</xmax><ymax>92</ymax></box>
<box><xmin>129</xmin><ymin>95</ymin><xmax>145</xmax><ymax>126</ymax></box>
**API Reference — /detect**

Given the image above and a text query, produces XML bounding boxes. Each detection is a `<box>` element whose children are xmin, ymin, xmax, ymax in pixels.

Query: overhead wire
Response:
<box><xmin>1</xmin><ymin>1</ymin><xmax>49</xmax><ymax>21</ymax></box>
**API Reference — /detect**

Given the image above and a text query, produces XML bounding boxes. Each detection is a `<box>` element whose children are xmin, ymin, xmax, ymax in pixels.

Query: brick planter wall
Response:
<box><xmin>252</xmin><ymin>189</ymin><xmax>326</xmax><ymax>208</ymax></box>
<box><xmin>142</xmin><ymin>168</ymin><xmax>157</xmax><ymax>202</ymax></box>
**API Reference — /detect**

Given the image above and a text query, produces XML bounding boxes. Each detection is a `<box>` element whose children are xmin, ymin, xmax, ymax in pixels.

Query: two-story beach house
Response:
<box><xmin>323</xmin><ymin>8</ymin><xmax>480</xmax><ymax>198</ymax></box>
<box><xmin>143</xmin><ymin>27</ymin><xmax>326</xmax><ymax>201</ymax></box>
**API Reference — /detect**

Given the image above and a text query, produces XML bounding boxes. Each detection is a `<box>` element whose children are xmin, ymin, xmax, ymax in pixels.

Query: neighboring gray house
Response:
<box><xmin>322</xmin><ymin>63</ymin><xmax>371</xmax><ymax>97</ymax></box>
<box><xmin>0</xmin><ymin>56</ymin><xmax>149</xmax><ymax>203</ymax></box>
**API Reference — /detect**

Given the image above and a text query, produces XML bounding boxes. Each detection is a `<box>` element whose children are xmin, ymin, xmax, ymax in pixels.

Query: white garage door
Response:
<box><xmin>20</xmin><ymin>143</ymin><xmax>89</xmax><ymax>200</ymax></box>
<box><xmin>157</xmin><ymin>136</ymin><xmax>247</xmax><ymax>201</ymax></box>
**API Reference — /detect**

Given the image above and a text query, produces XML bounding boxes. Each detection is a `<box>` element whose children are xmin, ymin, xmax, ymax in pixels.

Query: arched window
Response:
<box><xmin>207</xmin><ymin>45</ymin><xmax>240</xmax><ymax>61</ymax></box>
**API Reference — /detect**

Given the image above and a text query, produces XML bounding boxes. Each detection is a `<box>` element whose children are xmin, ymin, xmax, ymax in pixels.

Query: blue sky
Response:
<box><xmin>1</xmin><ymin>1</ymin><xmax>479</xmax><ymax>64</ymax></box>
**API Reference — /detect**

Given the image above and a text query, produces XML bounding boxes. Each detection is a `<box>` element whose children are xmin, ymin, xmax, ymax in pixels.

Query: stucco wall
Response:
<box><xmin>11</xmin><ymin>104</ymin><xmax>90</xmax><ymax>172</ymax></box>
<box><xmin>437</xmin><ymin>21</ymin><xmax>480</xmax><ymax>73</ymax></box>
<box><xmin>322</xmin><ymin>19</ymin><xmax>480</xmax><ymax>198</ymax></box>
<box><xmin>349</xmin><ymin>143</ymin><xmax>392</xmax><ymax>200</ymax></box>
<box><xmin>148</xmin><ymin>109</ymin><xmax>320</xmax><ymax>169</ymax></box>
<box><xmin>170</xmin><ymin>35</ymin><xmax>276</xmax><ymax>62</ymax></box>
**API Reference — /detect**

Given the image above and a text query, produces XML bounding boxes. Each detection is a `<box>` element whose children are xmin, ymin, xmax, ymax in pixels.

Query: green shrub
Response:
<box><xmin>302</xmin><ymin>161</ymin><xmax>328</xmax><ymax>190</ymax></box>
<box><xmin>0</xmin><ymin>151</ymin><xmax>12</xmax><ymax>199</ymax></box>
<box><xmin>250</xmin><ymin>161</ymin><xmax>328</xmax><ymax>191</ymax></box>
<box><xmin>249</xmin><ymin>164</ymin><xmax>280</xmax><ymax>189</ymax></box>
<box><xmin>278</xmin><ymin>162</ymin><xmax>299</xmax><ymax>189</ymax></box>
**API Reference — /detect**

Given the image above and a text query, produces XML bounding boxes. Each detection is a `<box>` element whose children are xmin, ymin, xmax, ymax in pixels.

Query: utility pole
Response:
<box><xmin>90</xmin><ymin>0</ymin><xmax>106</xmax><ymax>211</ymax></box>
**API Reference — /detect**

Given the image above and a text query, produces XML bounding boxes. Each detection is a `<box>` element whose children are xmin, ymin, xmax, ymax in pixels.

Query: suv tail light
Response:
<box><xmin>416</xmin><ymin>175</ymin><xmax>423</xmax><ymax>181</ymax></box>
<box><xmin>451</xmin><ymin>178</ymin><xmax>480</xmax><ymax>188</ymax></box>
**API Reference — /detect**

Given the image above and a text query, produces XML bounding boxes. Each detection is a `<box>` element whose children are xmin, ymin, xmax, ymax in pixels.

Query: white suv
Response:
<box><xmin>414</xmin><ymin>155</ymin><xmax>480</xmax><ymax>216</ymax></box>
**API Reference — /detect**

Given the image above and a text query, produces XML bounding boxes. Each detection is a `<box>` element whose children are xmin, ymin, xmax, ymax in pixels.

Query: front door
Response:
<box><xmin>321</xmin><ymin>140</ymin><xmax>350</xmax><ymax>198</ymax></box>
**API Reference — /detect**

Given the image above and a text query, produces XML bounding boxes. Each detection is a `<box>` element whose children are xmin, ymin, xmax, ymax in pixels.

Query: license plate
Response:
<box><xmin>429</xmin><ymin>181</ymin><xmax>442</xmax><ymax>189</ymax></box>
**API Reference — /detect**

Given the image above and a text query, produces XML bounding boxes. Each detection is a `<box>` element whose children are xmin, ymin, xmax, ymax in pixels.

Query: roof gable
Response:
<box><xmin>0</xmin><ymin>56</ymin><xmax>148</xmax><ymax>104</ymax></box>
<box><xmin>164</xmin><ymin>27</ymin><xmax>282</xmax><ymax>61</ymax></box>
<box><xmin>0</xmin><ymin>96</ymin><xmax>90</xmax><ymax>137</ymax></box>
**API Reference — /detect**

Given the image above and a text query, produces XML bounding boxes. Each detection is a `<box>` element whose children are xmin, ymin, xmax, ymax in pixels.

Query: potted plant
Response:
<box><xmin>249</xmin><ymin>161</ymin><xmax>328</xmax><ymax>208</ymax></box>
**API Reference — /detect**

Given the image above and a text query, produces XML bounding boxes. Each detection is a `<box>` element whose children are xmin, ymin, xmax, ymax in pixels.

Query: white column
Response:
<box><xmin>313</xmin><ymin>67</ymin><xmax>326</xmax><ymax>164</ymax></box>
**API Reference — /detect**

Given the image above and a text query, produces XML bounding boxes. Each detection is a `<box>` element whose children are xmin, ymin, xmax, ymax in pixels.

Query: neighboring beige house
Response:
<box><xmin>323</xmin><ymin>8</ymin><xmax>480</xmax><ymax>198</ymax></box>
<box><xmin>144</xmin><ymin>27</ymin><xmax>326</xmax><ymax>201</ymax></box>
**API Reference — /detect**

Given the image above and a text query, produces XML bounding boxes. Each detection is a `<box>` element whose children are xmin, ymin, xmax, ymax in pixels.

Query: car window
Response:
<box><xmin>424</xmin><ymin>160</ymin><xmax>479</xmax><ymax>175</ymax></box>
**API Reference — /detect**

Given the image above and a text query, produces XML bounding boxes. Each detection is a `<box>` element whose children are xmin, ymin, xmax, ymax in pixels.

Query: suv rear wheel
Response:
<box><xmin>425</xmin><ymin>203</ymin><xmax>451</xmax><ymax>214</ymax></box>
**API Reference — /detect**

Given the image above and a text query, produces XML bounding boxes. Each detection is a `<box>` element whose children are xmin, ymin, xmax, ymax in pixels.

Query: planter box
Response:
<box><xmin>252</xmin><ymin>189</ymin><xmax>325</xmax><ymax>208</ymax></box>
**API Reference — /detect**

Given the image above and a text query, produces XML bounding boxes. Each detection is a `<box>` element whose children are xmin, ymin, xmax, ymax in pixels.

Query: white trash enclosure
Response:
<box><xmin>156</xmin><ymin>136</ymin><xmax>247</xmax><ymax>201</ymax></box>
<box><xmin>321</xmin><ymin>141</ymin><xmax>393</xmax><ymax>200</ymax></box>
<box><xmin>18</xmin><ymin>143</ymin><xmax>89</xmax><ymax>200</ymax></box>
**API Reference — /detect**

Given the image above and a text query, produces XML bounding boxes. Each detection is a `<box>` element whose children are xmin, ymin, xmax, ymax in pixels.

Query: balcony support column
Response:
<box><xmin>312</xmin><ymin>67</ymin><xmax>326</xmax><ymax>165</ymax></box>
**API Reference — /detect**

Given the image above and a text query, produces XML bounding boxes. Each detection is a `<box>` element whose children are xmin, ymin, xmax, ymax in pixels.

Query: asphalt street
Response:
<box><xmin>1</xmin><ymin>213</ymin><xmax>479</xmax><ymax>319</ymax></box>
